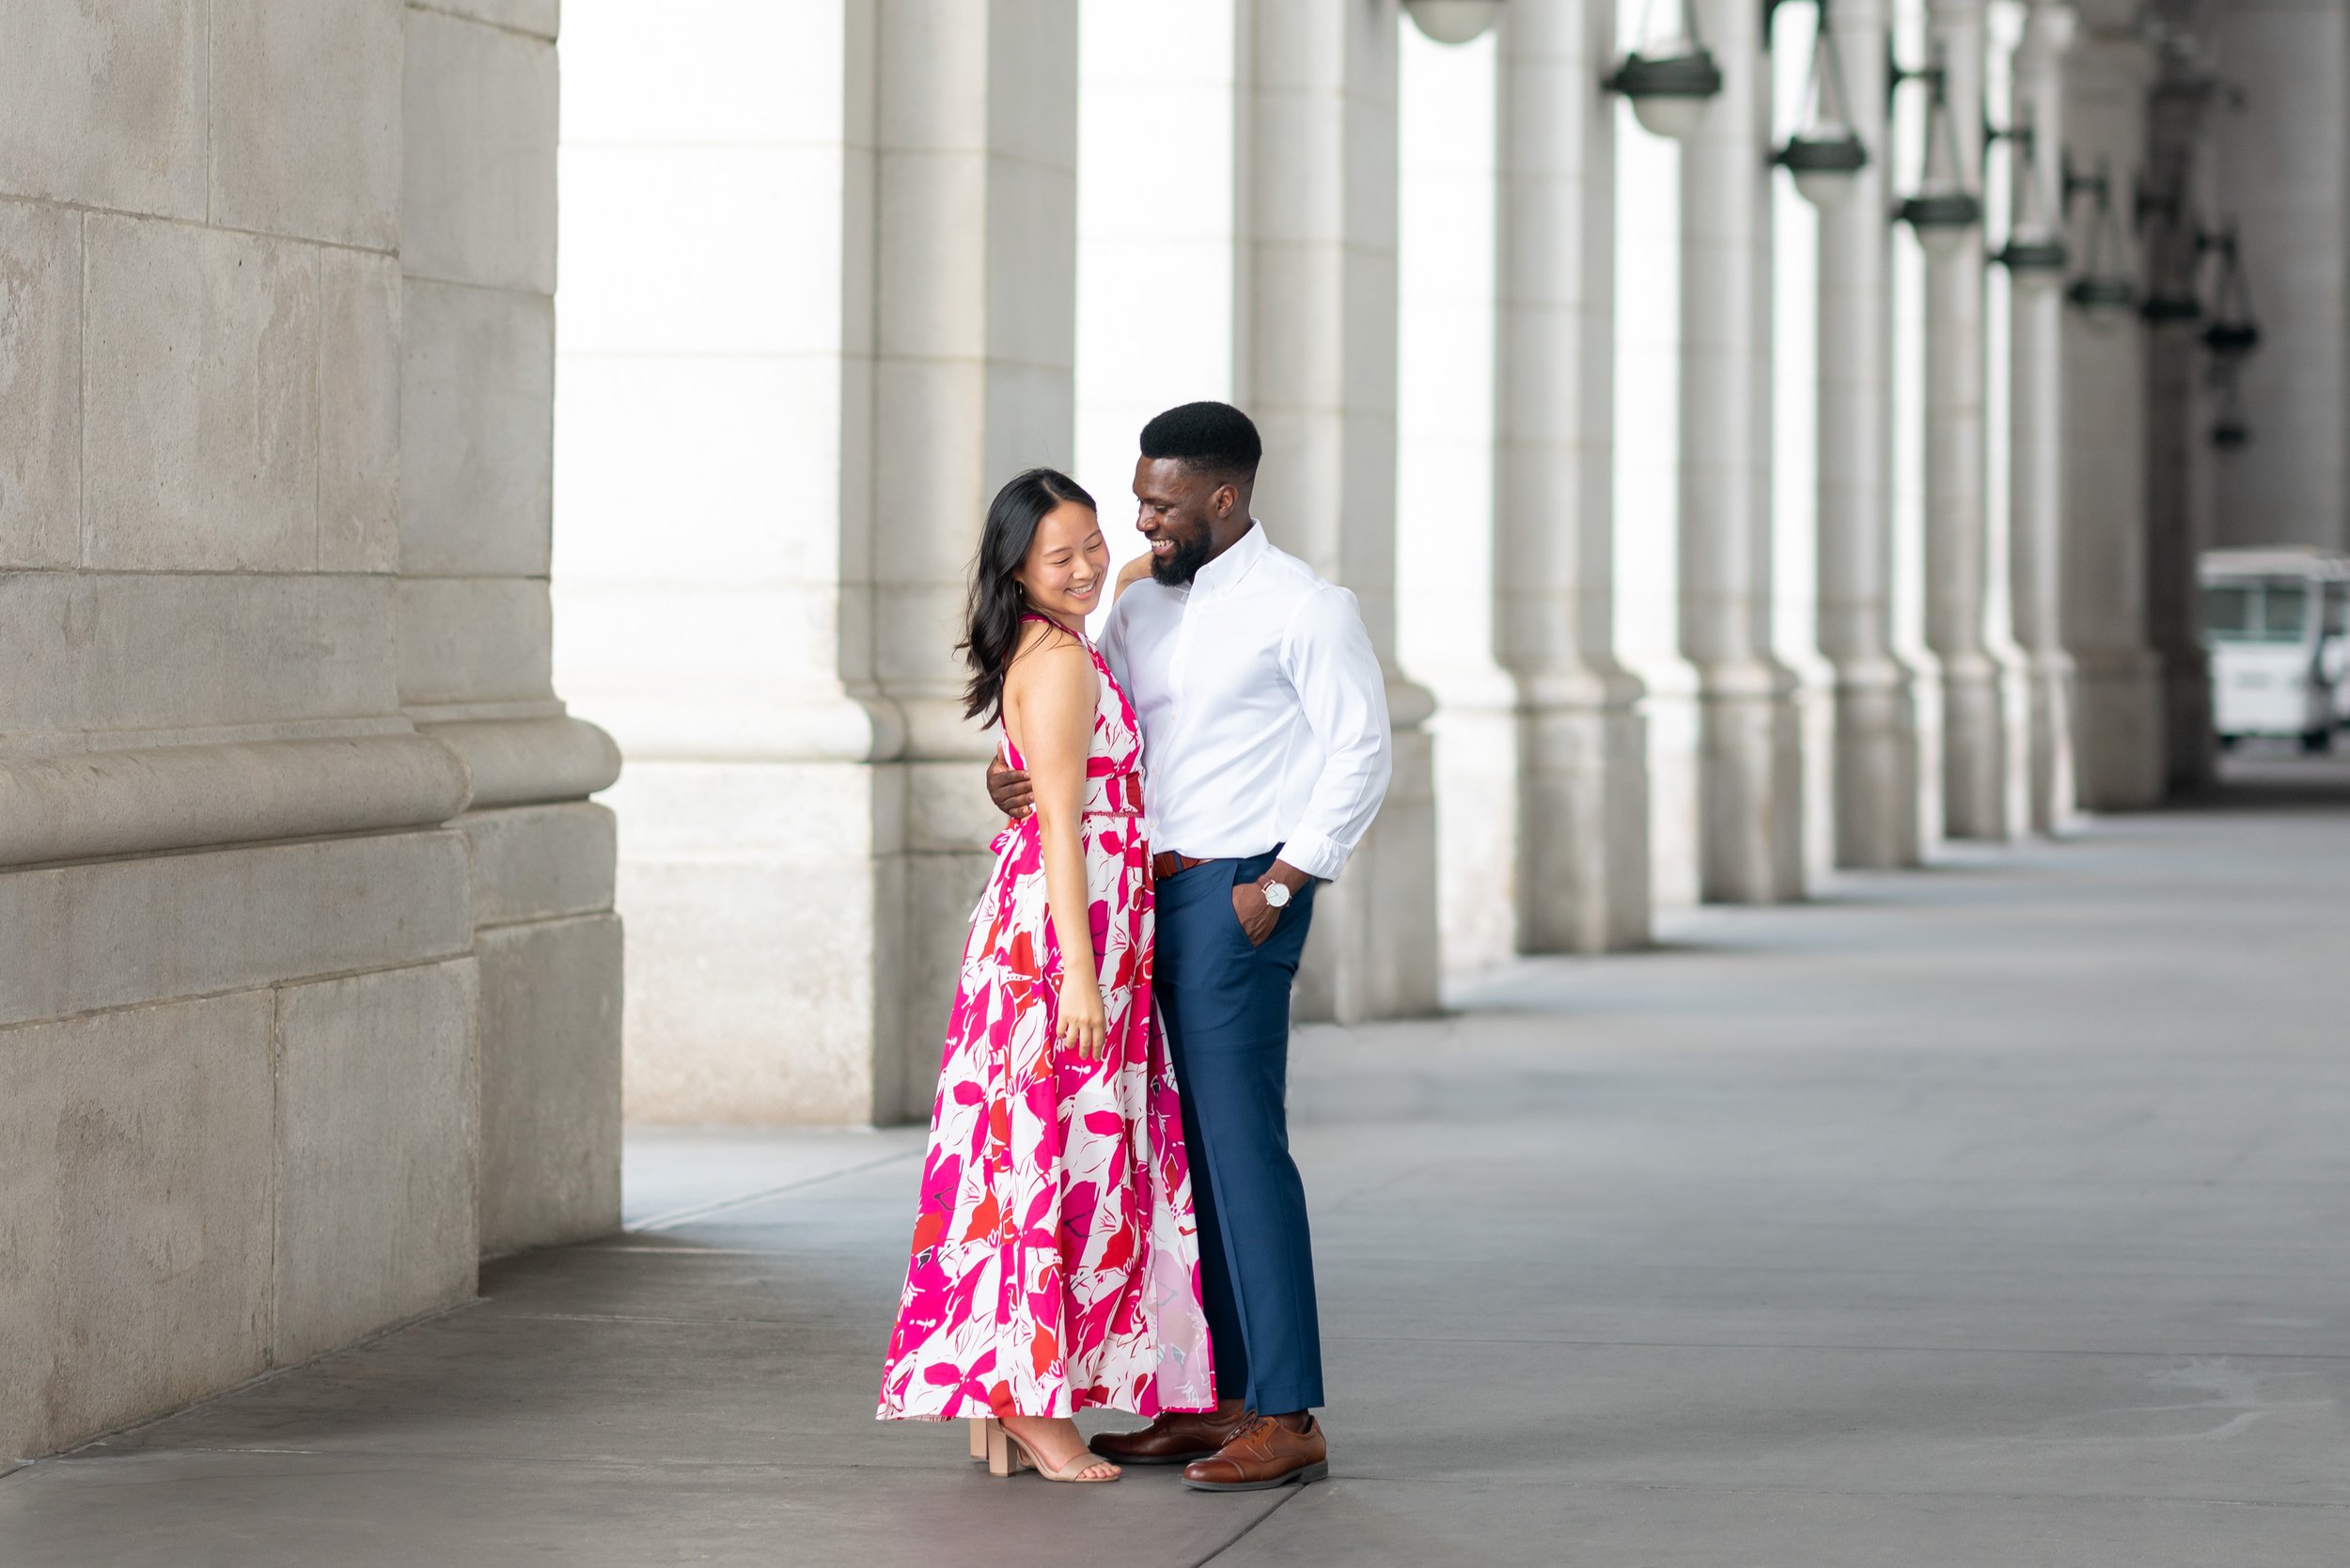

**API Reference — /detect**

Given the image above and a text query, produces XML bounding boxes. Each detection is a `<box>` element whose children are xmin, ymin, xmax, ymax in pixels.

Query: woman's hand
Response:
<box><xmin>1056</xmin><ymin>969</ymin><xmax>1107</xmax><ymax>1059</ymax></box>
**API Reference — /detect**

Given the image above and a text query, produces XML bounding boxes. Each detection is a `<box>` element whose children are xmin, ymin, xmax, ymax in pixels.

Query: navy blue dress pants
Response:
<box><xmin>1152</xmin><ymin>848</ymin><xmax>1323</xmax><ymax>1415</ymax></box>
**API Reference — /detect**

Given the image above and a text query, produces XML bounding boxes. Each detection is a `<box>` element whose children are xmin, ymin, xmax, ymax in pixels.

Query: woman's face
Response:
<box><xmin>1013</xmin><ymin>501</ymin><xmax>1109</xmax><ymax>620</ymax></box>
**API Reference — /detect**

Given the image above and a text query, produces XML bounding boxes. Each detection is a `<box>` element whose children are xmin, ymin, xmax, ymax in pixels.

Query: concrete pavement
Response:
<box><xmin>3</xmin><ymin>762</ymin><xmax>2346</xmax><ymax>1565</ymax></box>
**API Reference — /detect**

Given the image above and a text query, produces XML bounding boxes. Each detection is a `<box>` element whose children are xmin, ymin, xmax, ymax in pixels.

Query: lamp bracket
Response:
<box><xmin>2059</xmin><ymin>149</ymin><xmax>2110</xmax><ymax>216</ymax></box>
<box><xmin>1982</xmin><ymin>118</ymin><xmax>2035</xmax><ymax>168</ymax></box>
<box><xmin>1886</xmin><ymin>41</ymin><xmax>1947</xmax><ymax>103</ymax></box>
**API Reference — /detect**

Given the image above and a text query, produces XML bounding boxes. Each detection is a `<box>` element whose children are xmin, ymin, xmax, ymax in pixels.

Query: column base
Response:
<box><xmin>1827</xmin><ymin>657</ymin><xmax>1922</xmax><ymax>869</ymax></box>
<box><xmin>2160</xmin><ymin>644</ymin><xmax>2215</xmax><ymax>794</ymax></box>
<box><xmin>1694</xmin><ymin>662</ymin><xmax>1806</xmax><ymax>904</ymax></box>
<box><xmin>2024</xmin><ymin>652</ymin><xmax>2080</xmax><ymax>835</ymax></box>
<box><xmin>1937</xmin><ymin>651</ymin><xmax>2028</xmax><ymax>840</ymax></box>
<box><xmin>1295</xmin><ymin>719</ymin><xmax>1441</xmax><ymax>1023</ymax></box>
<box><xmin>2070</xmin><ymin>647</ymin><xmax>2166</xmax><ymax>809</ymax></box>
<box><xmin>1513</xmin><ymin>687</ymin><xmax>1651</xmax><ymax>954</ymax></box>
<box><xmin>603</xmin><ymin>758</ymin><xmax>915</xmax><ymax>1126</ymax></box>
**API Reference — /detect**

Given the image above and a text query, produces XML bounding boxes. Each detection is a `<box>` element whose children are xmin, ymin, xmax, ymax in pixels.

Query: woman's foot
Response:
<box><xmin>998</xmin><ymin>1415</ymin><xmax>1120</xmax><ymax>1482</ymax></box>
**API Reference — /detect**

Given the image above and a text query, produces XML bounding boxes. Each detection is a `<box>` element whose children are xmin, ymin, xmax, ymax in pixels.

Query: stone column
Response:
<box><xmin>554</xmin><ymin>0</ymin><xmax>1076</xmax><ymax>1123</ymax></box>
<box><xmin>1816</xmin><ymin>0</ymin><xmax>1921</xmax><ymax>866</ymax></box>
<box><xmin>1681</xmin><ymin>0</ymin><xmax>1806</xmax><ymax>902</ymax></box>
<box><xmin>2060</xmin><ymin>5</ymin><xmax>2166</xmax><ymax>807</ymax></box>
<box><xmin>875</xmin><ymin>1</ymin><xmax>1083</xmax><ymax>1083</ymax></box>
<box><xmin>1246</xmin><ymin>0</ymin><xmax>1441</xmax><ymax>1018</ymax></box>
<box><xmin>2208</xmin><ymin>0</ymin><xmax>2348</xmax><ymax>554</ymax></box>
<box><xmin>402</xmin><ymin>1</ymin><xmax>624</xmax><ymax>1253</ymax></box>
<box><xmin>2142</xmin><ymin>40</ymin><xmax>2215</xmax><ymax>792</ymax></box>
<box><xmin>0</xmin><ymin>0</ymin><xmax>615</xmax><ymax>1457</ymax></box>
<box><xmin>2007</xmin><ymin>2</ymin><xmax>2078</xmax><ymax>832</ymax></box>
<box><xmin>1920</xmin><ymin>0</ymin><xmax>2029</xmax><ymax>838</ymax></box>
<box><xmin>1493</xmin><ymin>0</ymin><xmax>1651</xmax><ymax>951</ymax></box>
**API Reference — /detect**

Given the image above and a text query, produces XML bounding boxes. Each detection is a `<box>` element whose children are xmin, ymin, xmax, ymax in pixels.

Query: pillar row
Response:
<box><xmin>1494</xmin><ymin>0</ymin><xmax>1651</xmax><ymax>951</ymax></box>
<box><xmin>1922</xmin><ymin>0</ymin><xmax>2029</xmax><ymax>839</ymax></box>
<box><xmin>1681</xmin><ymin>0</ymin><xmax>1806</xmax><ymax>902</ymax></box>
<box><xmin>2007</xmin><ymin>0</ymin><xmax>2079</xmax><ymax>833</ymax></box>
<box><xmin>1247</xmin><ymin>0</ymin><xmax>1441</xmax><ymax>1019</ymax></box>
<box><xmin>555</xmin><ymin>0</ymin><xmax>1078</xmax><ymax>1123</ymax></box>
<box><xmin>1816</xmin><ymin>0</ymin><xmax>1922</xmax><ymax>867</ymax></box>
<box><xmin>2058</xmin><ymin>3</ymin><xmax>2166</xmax><ymax>808</ymax></box>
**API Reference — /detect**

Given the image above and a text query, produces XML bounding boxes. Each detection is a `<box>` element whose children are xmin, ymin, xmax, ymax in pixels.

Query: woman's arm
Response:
<box><xmin>1003</xmin><ymin>627</ymin><xmax>1106</xmax><ymax>1058</ymax></box>
<box><xmin>1113</xmin><ymin>552</ymin><xmax>1154</xmax><ymax>604</ymax></box>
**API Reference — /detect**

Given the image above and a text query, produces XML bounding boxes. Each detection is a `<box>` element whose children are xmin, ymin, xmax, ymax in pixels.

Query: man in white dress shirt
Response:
<box><xmin>990</xmin><ymin>402</ymin><xmax>1392</xmax><ymax>1491</ymax></box>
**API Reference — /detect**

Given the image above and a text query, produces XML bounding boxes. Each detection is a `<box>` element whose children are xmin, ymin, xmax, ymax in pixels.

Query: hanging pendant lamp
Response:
<box><xmin>1778</xmin><ymin>0</ymin><xmax>1869</xmax><ymax>207</ymax></box>
<box><xmin>2062</xmin><ymin>156</ymin><xmax>2136</xmax><ymax>326</ymax></box>
<box><xmin>2201</xmin><ymin>227</ymin><xmax>2261</xmax><ymax>358</ymax></box>
<box><xmin>1993</xmin><ymin>126</ymin><xmax>2068</xmax><ymax>288</ymax></box>
<box><xmin>2138</xmin><ymin>187</ymin><xmax>2205</xmax><ymax>323</ymax></box>
<box><xmin>1404</xmin><ymin>0</ymin><xmax>1504</xmax><ymax>44</ymax></box>
<box><xmin>1607</xmin><ymin>0</ymin><xmax>1723</xmax><ymax>141</ymax></box>
<box><xmin>1895</xmin><ymin>46</ymin><xmax>1982</xmax><ymax>254</ymax></box>
<box><xmin>2209</xmin><ymin>366</ymin><xmax>2249</xmax><ymax>449</ymax></box>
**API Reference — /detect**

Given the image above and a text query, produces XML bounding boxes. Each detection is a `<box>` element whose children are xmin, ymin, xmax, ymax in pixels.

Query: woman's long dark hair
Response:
<box><xmin>960</xmin><ymin>466</ymin><xmax>1098</xmax><ymax>728</ymax></box>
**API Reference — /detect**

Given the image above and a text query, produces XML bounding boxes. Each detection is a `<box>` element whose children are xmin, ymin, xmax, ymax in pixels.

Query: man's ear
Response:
<box><xmin>1214</xmin><ymin>482</ymin><xmax>1238</xmax><ymax>520</ymax></box>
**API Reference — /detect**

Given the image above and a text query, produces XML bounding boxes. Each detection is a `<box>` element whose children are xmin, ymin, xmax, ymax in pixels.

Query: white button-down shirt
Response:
<box><xmin>1099</xmin><ymin>521</ymin><xmax>1392</xmax><ymax>881</ymax></box>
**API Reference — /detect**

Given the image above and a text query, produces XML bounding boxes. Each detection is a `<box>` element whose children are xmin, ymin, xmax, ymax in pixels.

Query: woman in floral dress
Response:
<box><xmin>877</xmin><ymin>468</ymin><xmax>1214</xmax><ymax>1482</ymax></box>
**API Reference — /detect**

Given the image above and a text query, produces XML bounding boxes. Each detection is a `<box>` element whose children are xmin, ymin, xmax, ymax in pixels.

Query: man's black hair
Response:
<box><xmin>1138</xmin><ymin>400</ymin><xmax>1262</xmax><ymax>482</ymax></box>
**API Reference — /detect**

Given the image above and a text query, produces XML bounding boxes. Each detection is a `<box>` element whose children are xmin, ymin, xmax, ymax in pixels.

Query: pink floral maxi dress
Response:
<box><xmin>877</xmin><ymin>626</ymin><xmax>1215</xmax><ymax>1421</ymax></box>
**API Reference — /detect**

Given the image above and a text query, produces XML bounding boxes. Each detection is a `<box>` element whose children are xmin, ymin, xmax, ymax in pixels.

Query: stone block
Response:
<box><xmin>0</xmin><ymin>829</ymin><xmax>471</xmax><ymax>1027</ymax></box>
<box><xmin>877</xmin><ymin>1</ymin><xmax>989</xmax><ymax>152</ymax></box>
<box><xmin>0</xmin><ymin>734</ymin><xmax>471</xmax><ymax>870</ymax></box>
<box><xmin>208</xmin><ymin>0</ymin><xmax>402</xmax><ymax>249</ymax></box>
<box><xmin>900</xmin><ymin>847</ymin><xmax>990</xmax><ymax>1112</ymax></box>
<box><xmin>478</xmin><ymin>915</ymin><xmax>622</xmax><ymax>1255</ymax></box>
<box><xmin>610</xmin><ymin>759</ymin><xmax>904</xmax><ymax>1124</ymax></box>
<box><xmin>402</xmin><ymin>8</ymin><xmax>556</xmax><ymax>292</ymax></box>
<box><xmin>395</xmin><ymin>578</ymin><xmax>555</xmax><ymax>707</ymax></box>
<box><xmin>401</xmin><ymin>280</ymin><xmax>553</xmax><ymax>576</ymax></box>
<box><xmin>319</xmin><ymin>249</ymin><xmax>401</xmax><ymax>573</ymax></box>
<box><xmin>0</xmin><ymin>0</ymin><xmax>206</xmax><ymax>219</ymax></box>
<box><xmin>0</xmin><ymin>992</ymin><xmax>274</xmax><ymax>1458</ymax></box>
<box><xmin>620</xmin><ymin>854</ymin><xmax>896</xmax><ymax>1126</ymax></box>
<box><xmin>423</xmin><ymin>715</ymin><xmax>620</xmax><ymax>809</ymax></box>
<box><xmin>0</xmin><ymin>572</ymin><xmax>400</xmax><ymax>742</ymax></box>
<box><xmin>274</xmin><ymin>961</ymin><xmax>479</xmax><ymax>1363</ymax></box>
<box><xmin>460</xmin><ymin>802</ymin><xmax>617</xmax><ymax>929</ymax></box>
<box><xmin>82</xmin><ymin>215</ymin><xmax>319</xmax><ymax>572</ymax></box>
<box><xmin>0</xmin><ymin>199</ymin><xmax>78</xmax><ymax>569</ymax></box>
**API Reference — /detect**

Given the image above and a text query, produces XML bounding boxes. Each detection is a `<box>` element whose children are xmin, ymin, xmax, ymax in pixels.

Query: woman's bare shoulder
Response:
<box><xmin>1004</xmin><ymin>620</ymin><xmax>1096</xmax><ymax>704</ymax></box>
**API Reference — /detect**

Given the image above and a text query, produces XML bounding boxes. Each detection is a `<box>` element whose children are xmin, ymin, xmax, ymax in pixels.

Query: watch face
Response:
<box><xmin>1261</xmin><ymin>881</ymin><xmax>1291</xmax><ymax>908</ymax></box>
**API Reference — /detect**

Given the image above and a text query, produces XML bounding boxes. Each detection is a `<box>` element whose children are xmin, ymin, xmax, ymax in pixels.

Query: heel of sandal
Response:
<box><xmin>968</xmin><ymin>1417</ymin><xmax>989</xmax><ymax>1462</ymax></box>
<box><xmin>983</xmin><ymin>1419</ymin><xmax>1028</xmax><ymax>1478</ymax></box>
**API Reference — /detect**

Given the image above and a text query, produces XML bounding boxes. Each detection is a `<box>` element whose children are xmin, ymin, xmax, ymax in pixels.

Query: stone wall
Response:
<box><xmin>0</xmin><ymin>0</ymin><xmax>619</xmax><ymax>1458</ymax></box>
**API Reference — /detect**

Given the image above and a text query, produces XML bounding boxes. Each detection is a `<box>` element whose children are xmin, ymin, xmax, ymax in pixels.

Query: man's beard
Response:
<box><xmin>1150</xmin><ymin>530</ymin><xmax>1214</xmax><ymax>586</ymax></box>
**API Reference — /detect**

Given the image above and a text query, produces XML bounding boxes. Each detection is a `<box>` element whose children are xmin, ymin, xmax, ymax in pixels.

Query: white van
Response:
<box><xmin>2201</xmin><ymin>547</ymin><xmax>2350</xmax><ymax>751</ymax></box>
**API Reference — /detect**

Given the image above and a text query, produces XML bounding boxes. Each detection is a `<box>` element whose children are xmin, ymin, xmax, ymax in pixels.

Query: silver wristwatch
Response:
<box><xmin>1259</xmin><ymin>878</ymin><xmax>1292</xmax><ymax>909</ymax></box>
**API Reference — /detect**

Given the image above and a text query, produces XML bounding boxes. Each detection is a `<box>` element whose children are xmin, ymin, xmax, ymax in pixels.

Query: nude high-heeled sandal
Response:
<box><xmin>979</xmin><ymin>1418</ymin><xmax>1121</xmax><ymax>1482</ymax></box>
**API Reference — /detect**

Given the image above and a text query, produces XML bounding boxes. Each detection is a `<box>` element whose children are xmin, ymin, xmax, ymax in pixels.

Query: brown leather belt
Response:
<box><xmin>1152</xmin><ymin>851</ymin><xmax>1210</xmax><ymax>882</ymax></box>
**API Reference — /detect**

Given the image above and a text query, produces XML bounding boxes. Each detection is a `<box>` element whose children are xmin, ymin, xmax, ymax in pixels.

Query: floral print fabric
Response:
<box><xmin>877</xmin><ymin>625</ymin><xmax>1215</xmax><ymax>1421</ymax></box>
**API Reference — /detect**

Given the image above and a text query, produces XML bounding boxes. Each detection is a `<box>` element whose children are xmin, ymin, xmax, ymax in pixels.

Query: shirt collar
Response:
<box><xmin>1190</xmin><ymin>519</ymin><xmax>1269</xmax><ymax>599</ymax></box>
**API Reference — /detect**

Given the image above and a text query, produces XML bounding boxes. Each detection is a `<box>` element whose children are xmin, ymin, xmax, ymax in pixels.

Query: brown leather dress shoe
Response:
<box><xmin>1180</xmin><ymin>1412</ymin><xmax>1330</xmax><ymax>1492</ymax></box>
<box><xmin>1088</xmin><ymin>1401</ymin><xmax>1251</xmax><ymax>1466</ymax></box>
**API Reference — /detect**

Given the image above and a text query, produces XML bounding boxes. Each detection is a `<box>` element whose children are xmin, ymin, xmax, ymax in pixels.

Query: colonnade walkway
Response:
<box><xmin>6</xmin><ymin>761</ymin><xmax>2347</xmax><ymax>1566</ymax></box>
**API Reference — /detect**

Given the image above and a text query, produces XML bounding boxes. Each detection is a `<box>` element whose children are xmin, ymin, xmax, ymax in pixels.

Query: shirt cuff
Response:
<box><xmin>1277</xmin><ymin>830</ymin><xmax>1350</xmax><ymax>882</ymax></box>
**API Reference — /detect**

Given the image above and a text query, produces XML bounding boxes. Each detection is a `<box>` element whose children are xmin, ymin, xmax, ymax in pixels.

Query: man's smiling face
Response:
<box><xmin>1133</xmin><ymin>457</ymin><xmax>1236</xmax><ymax>586</ymax></box>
